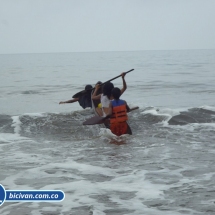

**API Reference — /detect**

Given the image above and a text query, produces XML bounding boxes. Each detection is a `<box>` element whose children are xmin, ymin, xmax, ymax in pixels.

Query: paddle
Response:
<box><xmin>83</xmin><ymin>106</ymin><xmax>139</xmax><ymax>125</ymax></box>
<box><xmin>72</xmin><ymin>69</ymin><xmax>134</xmax><ymax>98</ymax></box>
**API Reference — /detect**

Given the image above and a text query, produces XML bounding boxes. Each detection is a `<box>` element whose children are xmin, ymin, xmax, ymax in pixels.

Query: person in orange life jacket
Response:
<box><xmin>106</xmin><ymin>87</ymin><xmax>132</xmax><ymax>136</ymax></box>
<box><xmin>59</xmin><ymin>84</ymin><xmax>93</xmax><ymax>109</ymax></box>
<box><xmin>92</xmin><ymin>73</ymin><xmax>127</xmax><ymax>117</ymax></box>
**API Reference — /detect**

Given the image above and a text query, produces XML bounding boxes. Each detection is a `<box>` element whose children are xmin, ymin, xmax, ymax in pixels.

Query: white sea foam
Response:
<box><xmin>141</xmin><ymin>108</ymin><xmax>172</xmax><ymax>119</ymax></box>
<box><xmin>0</xmin><ymin>141</ymin><xmax>204</xmax><ymax>215</ymax></box>
<box><xmin>141</xmin><ymin>108</ymin><xmax>173</xmax><ymax>125</ymax></box>
<box><xmin>200</xmin><ymin>105</ymin><xmax>215</xmax><ymax>112</ymax></box>
<box><xmin>23</xmin><ymin>112</ymin><xmax>46</xmax><ymax>117</ymax></box>
<box><xmin>91</xmin><ymin>209</ymin><xmax>106</xmax><ymax>215</ymax></box>
<box><xmin>158</xmin><ymin>108</ymin><xmax>180</xmax><ymax>116</ymax></box>
<box><xmin>141</xmin><ymin>108</ymin><xmax>159</xmax><ymax>115</ymax></box>
<box><xmin>99</xmin><ymin>128</ymin><xmax>131</xmax><ymax>143</ymax></box>
<box><xmin>0</xmin><ymin>154</ymin><xmax>172</xmax><ymax>214</ymax></box>
<box><xmin>11</xmin><ymin>116</ymin><xmax>22</xmax><ymax>135</ymax></box>
<box><xmin>176</xmin><ymin>122</ymin><xmax>215</xmax><ymax>130</ymax></box>
<box><xmin>38</xmin><ymin>170</ymin><xmax>167</xmax><ymax>214</ymax></box>
<box><xmin>0</xmin><ymin>133</ymin><xmax>29</xmax><ymax>143</ymax></box>
<box><xmin>141</xmin><ymin>107</ymin><xmax>188</xmax><ymax>118</ymax></box>
<box><xmin>99</xmin><ymin>128</ymin><xmax>116</xmax><ymax>138</ymax></box>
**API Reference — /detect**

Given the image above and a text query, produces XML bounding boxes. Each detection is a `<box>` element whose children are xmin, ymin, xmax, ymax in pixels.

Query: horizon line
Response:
<box><xmin>0</xmin><ymin>48</ymin><xmax>214</xmax><ymax>55</ymax></box>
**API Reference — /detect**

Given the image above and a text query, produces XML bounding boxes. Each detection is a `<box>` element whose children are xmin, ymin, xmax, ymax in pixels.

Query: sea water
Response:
<box><xmin>0</xmin><ymin>50</ymin><xmax>215</xmax><ymax>214</ymax></box>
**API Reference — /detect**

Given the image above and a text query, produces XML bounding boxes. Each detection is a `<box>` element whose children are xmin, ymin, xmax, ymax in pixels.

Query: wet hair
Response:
<box><xmin>85</xmin><ymin>84</ymin><xmax>92</xmax><ymax>91</ymax></box>
<box><xmin>95</xmin><ymin>81</ymin><xmax>103</xmax><ymax>94</ymax></box>
<box><xmin>102</xmin><ymin>82</ymin><xmax>114</xmax><ymax>99</ymax></box>
<box><xmin>111</xmin><ymin>87</ymin><xmax>121</xmax><ymax>100</ymax></box>
<box><xmin>95</xmin><ymin>81</ymin><xmax>102</xmax><ymax>85</ymax></box>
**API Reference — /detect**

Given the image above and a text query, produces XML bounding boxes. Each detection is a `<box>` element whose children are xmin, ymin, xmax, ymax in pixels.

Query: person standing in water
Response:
<box><xmin>107</xmin><ymin>87</ymin><xmax>132</xmax><ymax>136</ymax></box>
<box><xmin>59</xmin><ymin>84</ymin><xmax>93</xmax><ymax>109</ymax></box>
<box><xmin>91</xmin><ymin>73</ymin><xmax>127</xmax><ymax>116</ymax></box>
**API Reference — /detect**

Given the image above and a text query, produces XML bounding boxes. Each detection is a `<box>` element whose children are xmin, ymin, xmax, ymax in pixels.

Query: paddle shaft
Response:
<box><xmin>100</xmin><ymin>69</ymin><xmax>134</xmax><ymax>87</ymax></box>
<box><xmin>72</xmin><ymin>69</ymin><xmax>134</xmax><ymax>98</ymax></box>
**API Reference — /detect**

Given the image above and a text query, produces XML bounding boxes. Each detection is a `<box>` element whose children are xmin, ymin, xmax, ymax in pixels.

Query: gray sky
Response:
<box><xmin>0</xmin><ymin>0</ymin><xmax>215</xmax><ymax>54</ymax></box>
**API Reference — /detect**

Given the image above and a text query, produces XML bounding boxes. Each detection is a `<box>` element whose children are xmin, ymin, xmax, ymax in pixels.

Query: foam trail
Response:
<box><xmin>11</xmin><ymin>116</ymin><xmax>22</xmax><ymax>135</ymax></box>
<box><xmin>91</xmin><ymin>209</ymin><xmax>106</xmax><ymax>215</ymax></box>
<box><xmin>0</xmin><ymin>133</ymin><xmax>27</xmax><ymax>143</ymax></box>
<box><xmin>201</xmin><ymin>105</ymin><xmax>215</xmax><ymax>112</ymax></box>
<box><xmin>99</xmin><ymin>128</ymin><xmax>131</xmax><ymax>143</ymax></box>
<box><xmin>23</xmin><ymin>112</ymin><xmax>45</xmax><ymax>117</ymax></box>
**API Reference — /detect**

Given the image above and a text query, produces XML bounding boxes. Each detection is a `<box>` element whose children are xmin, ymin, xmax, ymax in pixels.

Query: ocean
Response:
<box><xmin>0</xmin><ymin>49</ymin><xmax>215</xmax><ymax>215</ymax></box>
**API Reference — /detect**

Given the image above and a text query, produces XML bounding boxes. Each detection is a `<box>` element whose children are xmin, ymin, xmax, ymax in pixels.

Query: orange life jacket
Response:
<box><xmin>110</xmin><ymin>104</ymin><xmax>128</xmax><ymax>124</ymax></box>
<box><xmin>110</xmin><ymin>102</ymin><xmax>128</xmax><ymax>136</ymax></box>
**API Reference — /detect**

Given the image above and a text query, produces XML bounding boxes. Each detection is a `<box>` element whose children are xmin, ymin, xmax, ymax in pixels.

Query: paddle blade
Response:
<box><xmin>83</xmin><ymin>115</ymin><xmax>105</xmax><ymax>125</ymax></box>
<box><xmin>72</xmin><ymin>89</ymin><xmax>92</xmax><ymax>99</ymax></box>
<box><xmin>128</xmin><ymin>106</ymin><xmax>139</xmax><ymax>112</ymax></box>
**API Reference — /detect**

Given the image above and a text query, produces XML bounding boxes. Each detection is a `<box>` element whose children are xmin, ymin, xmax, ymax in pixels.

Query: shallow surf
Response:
<box><xmin>1</xmin><ymin>50</ymin><xmax>215</xmax><ymax>214</ymax></box>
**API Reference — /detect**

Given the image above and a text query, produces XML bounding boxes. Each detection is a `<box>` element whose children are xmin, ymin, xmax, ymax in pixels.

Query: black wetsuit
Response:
<box><xmin>77</xmin><ymin>92</ymin><xmax>92</xmax><ymax>109</ymax></box>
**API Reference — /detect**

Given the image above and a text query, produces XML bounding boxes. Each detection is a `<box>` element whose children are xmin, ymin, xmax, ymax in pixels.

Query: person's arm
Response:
<box><xmin>91</xmin><ymin>84</ymin><xmax>101</xmax><ymax>100</ymax></box>
<box><xmin>124</xmin><ymin>101</ymin><xmax>130</xmax><ymax>112</ymax></box>
<box><xmin>120</xmin><ymin>72</ymin><xmax>127</xmax><ymax>95</ymax></box>
<box><xmin>59</xmin><ymin>98</ymin><xmax>79</xmax><ymax>104</ymax></box>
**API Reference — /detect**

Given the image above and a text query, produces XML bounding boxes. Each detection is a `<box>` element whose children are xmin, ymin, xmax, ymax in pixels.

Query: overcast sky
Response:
<box><xmin>0</xmin><ymin>0</ymin><xmax>215</xmax><ymax>54</ymax></box>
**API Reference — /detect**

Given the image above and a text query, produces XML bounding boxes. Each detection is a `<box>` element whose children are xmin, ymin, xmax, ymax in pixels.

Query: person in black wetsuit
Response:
<box><xmin>59</xmin><ymin>85</ymin><xmax>93</xmax><ymax>109</ymax></box>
